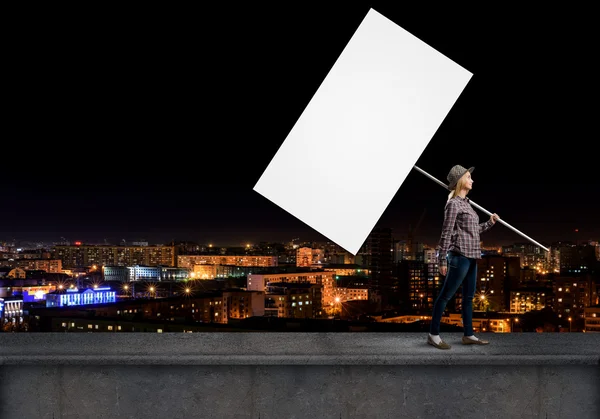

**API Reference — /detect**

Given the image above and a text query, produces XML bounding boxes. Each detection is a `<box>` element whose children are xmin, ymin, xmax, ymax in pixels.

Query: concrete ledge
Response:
<box><xmin>1</xmin><ymin>332</ymin><xmax>599</xmax><ymax>365</ymax></box>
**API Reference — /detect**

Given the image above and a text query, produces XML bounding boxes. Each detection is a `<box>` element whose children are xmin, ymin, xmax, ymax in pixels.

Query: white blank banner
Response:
<box><xmin>254</xmin><ymin>8</ymin><xmax>472</xmax><ymax>255</ymax></box>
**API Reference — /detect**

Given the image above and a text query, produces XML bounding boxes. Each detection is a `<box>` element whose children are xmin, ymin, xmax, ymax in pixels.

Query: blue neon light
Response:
<box><xmin>46</xmin><ymin>288</ymin><xmax>116</xmax><ymax>308</ymax></box>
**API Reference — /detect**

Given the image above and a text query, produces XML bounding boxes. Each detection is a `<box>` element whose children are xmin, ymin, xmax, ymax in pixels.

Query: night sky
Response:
<box><xmin>3</xmin><ymin>3</ymin><xmax>598</xmax><ymax>249</ymax></box>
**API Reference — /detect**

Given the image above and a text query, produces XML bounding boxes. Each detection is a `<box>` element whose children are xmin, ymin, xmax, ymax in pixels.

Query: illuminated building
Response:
<box><xmin>553</xmin><ymin>276</ymin><xmax>596</xmax><ymax>331</ymax></box>
<box><xmin>46</xmin><ymin>286</ymin><xmax>116</xmax><ymax>307</ymax></box>
<box><xmin>296</xmin><ymin>247</ymin><xmax>325</xmax><ymax>267</ymax></box>
<box><xmin>5</xmin><ymin>268</ymin><xmax>26</xmax><ymax>279</ymax></box>
<box><xmin>9</xmin><ymin>259</ymin><xmax>63</xmax><ymax>273</ymax></box>
<box><xmin>248</xmin><ymin>271</ymin><xmax>335</xmax><ymax>306</ymax></box>
<box><xmin>0</xmin><ymin>296</ymin><xmax>24</xmax><ymax>325</ymax></box>
<box><xmin>322</xmin><ymin>264</ymin><xmax>369</xmax><ymax>277</ymax></box>
<box><xmin>583</xmin><ymin>305</ymin><xmax>600</xmax><ymax>332</ymax></box>
<box><xmin>52</xmin><ymin>244</ymin><xmax>177</xmax><ymax>269</ymax></box>
<box><xmin>103</xmin><ymin>265</ymin><xmax>190</xmax><ymax>282</ymax></box>
<box><xmin>264</xmin><ymin>282</ymin><xmax>321</xmax><ymax>318</ymax></box>
<box><xmin>13</xmin><ymin>285</ymin><xmax>57</xmax><ymax>302</ymax></box>
<box><xmin>177</xmin><ymin>255</ymin><xmax>278</xmax><ymax>269</ymax></box>
<box><xmin>510</xmin><ymin>288</ymin><xmax>549</xmax><ymax>313</ymax></box>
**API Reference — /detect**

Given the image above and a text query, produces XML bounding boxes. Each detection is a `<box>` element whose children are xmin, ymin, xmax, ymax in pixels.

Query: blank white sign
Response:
<box><xmin>253</xmin><ymin>8</ymin><xmax>472</xmax><ymax>255</ymax></box>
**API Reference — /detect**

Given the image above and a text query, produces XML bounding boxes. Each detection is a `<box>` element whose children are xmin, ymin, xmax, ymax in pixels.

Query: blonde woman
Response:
<box><xmin>427</xmin><ymin>165</ymin><xmax>500</xmax><ymax>350</ymax></box>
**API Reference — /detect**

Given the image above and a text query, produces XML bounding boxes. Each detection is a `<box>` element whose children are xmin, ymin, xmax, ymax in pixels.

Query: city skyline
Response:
<box><xmin>1</xmin><ymin>231</ymin><xmax>596</xmax><ymax>254</ymax></box>
<box><xmin>3</xmin><ymin>3</ymin><xmax>598</xmax><ymax>252</ymax></box>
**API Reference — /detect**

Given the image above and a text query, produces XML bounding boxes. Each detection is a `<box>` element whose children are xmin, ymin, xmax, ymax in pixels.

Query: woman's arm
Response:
<box><xmin>479</xmin><ymin>213</ymin><xmax>499</xmax><ymax>234</ymax></box>
<box><xmin>436</xmin><ymin>200</ymin><xmax>459</xmax><ymax>268</ymax></box>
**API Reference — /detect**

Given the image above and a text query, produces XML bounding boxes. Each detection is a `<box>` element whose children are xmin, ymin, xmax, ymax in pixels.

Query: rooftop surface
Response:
<box><xmin>1</xmin><ymin>332</ymin><xmax>598</xmax><ymax>365</ymax></box>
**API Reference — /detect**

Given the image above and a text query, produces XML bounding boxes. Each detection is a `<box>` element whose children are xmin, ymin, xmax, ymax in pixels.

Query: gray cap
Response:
<box><xmin>447</xmin><ymin>165</ymin><xmax>474</xmax><ymax>191</ymax></box>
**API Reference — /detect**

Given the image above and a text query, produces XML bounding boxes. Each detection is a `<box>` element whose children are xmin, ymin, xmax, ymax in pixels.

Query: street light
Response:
<box><xmin>509</xmin><ymin>317</ymin><xmax>519</xmax><ymax>333</ymax></box>
<box><xmin>478</xmin><ymin>292</ymin><xmax>488</xmax><ymax>311</ymax></box>
<box><xmin>568</xmin><ymin>317</ymin><xmax>572</xmax><ymax>332</ymax></box>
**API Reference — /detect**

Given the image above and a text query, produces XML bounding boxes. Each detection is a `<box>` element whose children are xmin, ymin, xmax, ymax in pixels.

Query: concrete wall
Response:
<box><xmin>1</xmin><ymin>333</ymin><xmax>599</xmax><ymax>418</ymax></box>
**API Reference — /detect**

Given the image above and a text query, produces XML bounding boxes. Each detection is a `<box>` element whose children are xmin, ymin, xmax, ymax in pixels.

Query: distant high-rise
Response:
<box><xmin>393</xmin><ymin>248</ymin><xmax>444</xmax><ymax>312</ymax></box>
<box><xmin>359</xmin><ymin>227</ymin><xmax>393</xmax><ymax>309</ymax></box>
<box><xmin>553</xmin><ymin>275</ymin><xmax>596</xmax><ymax>331</ymax></box>
<box><xmin>559</xmin><ymin>243</ymin><xmax>598</xmax><ymax>275</ymax></box>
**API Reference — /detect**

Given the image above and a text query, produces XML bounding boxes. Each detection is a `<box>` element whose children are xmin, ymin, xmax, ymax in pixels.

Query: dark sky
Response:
<box><xmin>2</xmin><ymin>3</ymin><xmax>598</xmax><ymax>249</ymax></box>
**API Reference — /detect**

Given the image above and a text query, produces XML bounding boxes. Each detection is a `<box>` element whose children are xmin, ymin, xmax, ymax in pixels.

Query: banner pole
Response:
<box><xmin>413</xmin><ymin>165</ymin><xmax>549</xmax><ymax>252</ymax></box>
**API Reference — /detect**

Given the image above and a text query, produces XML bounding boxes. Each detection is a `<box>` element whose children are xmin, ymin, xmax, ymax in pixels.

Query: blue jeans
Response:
<box><xmin>429</xmin><ymin>251</ymin><xmax>477</xmax><ymax>336</ymax></box>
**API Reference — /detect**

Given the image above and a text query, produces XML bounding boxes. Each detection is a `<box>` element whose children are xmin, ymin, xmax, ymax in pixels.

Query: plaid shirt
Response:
<box><xmin>436</xmin><ymin>196</ymin><xmax>495</xmax><ymax>267</ymax></box>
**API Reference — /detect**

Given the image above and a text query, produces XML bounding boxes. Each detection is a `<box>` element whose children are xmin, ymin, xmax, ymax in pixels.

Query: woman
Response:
<box><xmin>427</xmin><ymin>165</ymin><xmax>500</xmax><ymax>350</ymax></box>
